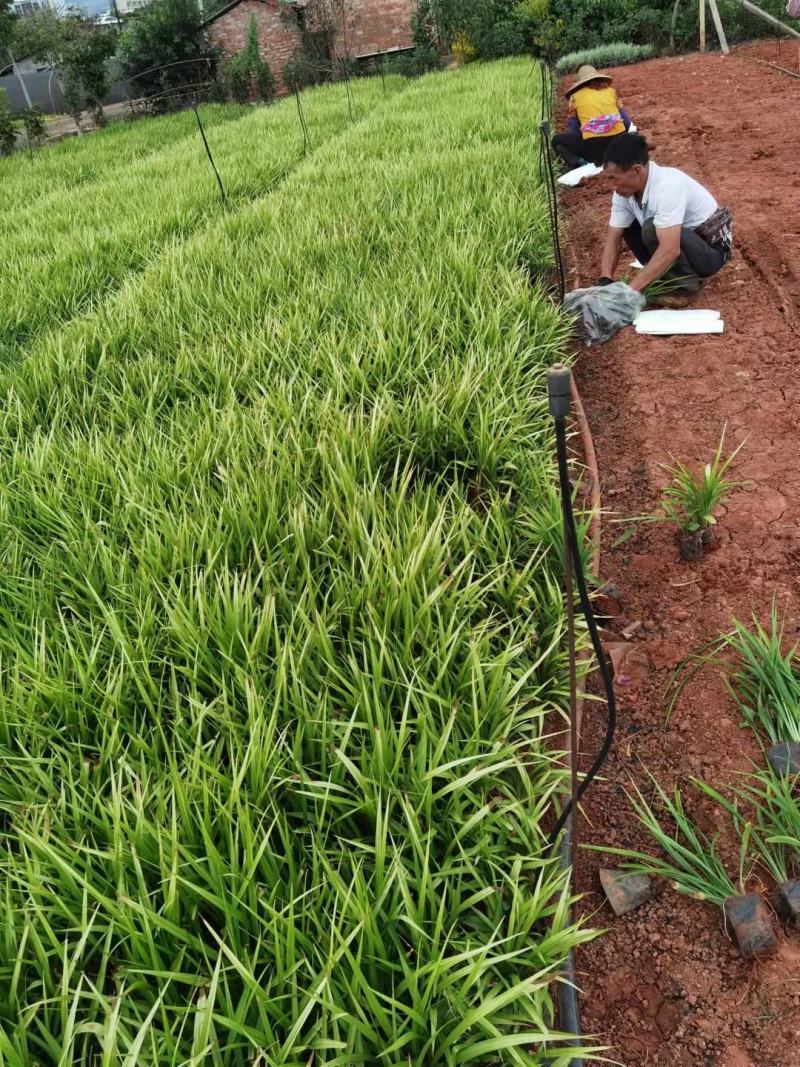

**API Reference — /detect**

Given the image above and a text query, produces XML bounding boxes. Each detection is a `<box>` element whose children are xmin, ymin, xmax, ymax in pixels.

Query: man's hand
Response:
<box><xmin>600</xmin><ymin>226</ymin><xmax>625</xmax><ymax>283</ymax></box>
<box><xmin>629</xmin><ymin>224</ymin><xmax>681</xmax><ymax>292</ymax></box>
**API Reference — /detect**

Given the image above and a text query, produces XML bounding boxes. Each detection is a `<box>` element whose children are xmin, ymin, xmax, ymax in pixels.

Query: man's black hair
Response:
<box><xmin>604</xmin><ymin>133</ymin><xmax>649</xmax><ymax>170</ymax></box>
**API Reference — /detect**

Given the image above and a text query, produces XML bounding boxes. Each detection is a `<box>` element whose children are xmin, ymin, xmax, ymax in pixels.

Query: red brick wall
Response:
<box><xmin>207</xmin><ymin>0</ymin><xmax>303</xmax><ymax>95</ymax></box>
<box><xmin>338</xmin><ymin>0</ymin><xmax>415</xmax><ymax>59</ymax></box>
<box><xmin>206</xmin><ymin>0</ymin><xmax>415</xmax><ymax>96</ymax></box>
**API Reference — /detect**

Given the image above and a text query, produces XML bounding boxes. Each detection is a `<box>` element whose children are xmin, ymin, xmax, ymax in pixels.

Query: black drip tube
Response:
<box><xmin>546</xmin><ymin>364</ymin><xmax>618</xmax><ymax>1064</ymax></box>
<box><xmin>548</xmin><ymin>370</ymin><xmax>617</xmax><ymax>847</ymax></box>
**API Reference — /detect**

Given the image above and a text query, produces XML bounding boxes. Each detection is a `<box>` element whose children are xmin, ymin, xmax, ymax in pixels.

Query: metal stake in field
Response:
<box><xmin>337</xmin><ymin>0</ymin><xmax>356</xmax><ymax>121</ymax></box>
<box><xmin>294</xmin><ymin>89</ymin><xmax>310</xmax><ymax>155</ymax></box>
<box><xmin>341</xmin><ymin>56</ymin><xmax>356</xmax><ymax>122</ymax></box>
<box><xmin>538</xmin><ymin>118</ymin><xmax>566</xmax><ymax>305</ymax></box>
<box><xmin>193</xmin><ymin>93</ymin><xmax>227</xmax><ymax>207</ymax></box>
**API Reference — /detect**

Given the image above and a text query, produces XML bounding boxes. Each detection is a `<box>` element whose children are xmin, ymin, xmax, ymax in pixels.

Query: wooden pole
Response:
<box><xmin>699</xmin><ymin>0</ymin><xmax>706</xmax><ymax>52</ymax></box>
<box><xmin>740</xmin><ymin>0</ymin><xmax>800</xmax><ymax>39</ymax></box>
<box><xmin>707</xmin><ymin>0</ymin><xmax>730</xmax><ymax>54</ymax></box>
<box><xmin>670</xmin><ymin>0</ymin><xmax>682</xmax><ymax>52</ymax></box>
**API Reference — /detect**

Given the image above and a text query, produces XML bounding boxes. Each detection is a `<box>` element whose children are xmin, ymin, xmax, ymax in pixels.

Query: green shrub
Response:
<box><xmin>225</xmin><ymin>15</ymin><xmax>276</xmax><ymax>103</ymax></box>
<box><xmin>20</xmin><ymin>104</ymin><xmax>46</xmax><ymax>152</ymax></box>
<box><xmin>555</xmin><ymin>42</ymin><xmax>655</xmax><ymax>73</ymax></box>
<box><xmin>0</xmin><ymin>88</ymin><xmax>15</xmax><ymax>156</ymax></box>
<box><xmin>282</xmin><ymin>49</ymin><xmax>325</xmax><ymax>92</ymax></box>
<box><xmin>393</xmin><ymin>44</ymin><xmax>443</xmax><ymax>77</ymax></box>
<box><xmin>550</xmin><ymin>0</ymin><xmax>797</xmax><ymax>55</ymax></box>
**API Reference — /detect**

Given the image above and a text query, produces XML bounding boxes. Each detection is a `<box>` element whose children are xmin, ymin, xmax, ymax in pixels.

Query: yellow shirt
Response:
<box><xmin>571</xmin><ymin>86</ymin><xmax>625</xmax><ymax>139</ymax></box>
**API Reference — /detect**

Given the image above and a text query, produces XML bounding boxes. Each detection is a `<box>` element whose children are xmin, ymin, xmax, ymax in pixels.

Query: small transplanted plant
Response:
<box><xmin>701</xmin><ymin>772</ymin><xmax>800</xmax><ymax>926</ymax></box>
<box><xmin>724</xmin><ymin>606</ymin><xmax>800</xmax><ymax>750</ymax></box>
<box><xmin>660</xmin><ymin>428</ymin><xmax>743</xmax><ymax>561</ymax></box>
<box><xmin>598</xmin><ymin>772</ymin><xmax>777</xmax><ymax>957</ymax></box>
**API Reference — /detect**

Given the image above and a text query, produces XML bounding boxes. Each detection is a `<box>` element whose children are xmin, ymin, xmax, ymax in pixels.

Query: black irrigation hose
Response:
<box><xmin>545</xmin><ymin>367</ymin><xmax>618</xmax><ymax>1066</ymax></box>
<box><xmin>541</xmin><ymin>59</ymin><xmax>614</xmax><ymax>1057</ymax></box>
<box><xmin>548</xmin><ymin>408</ymin><xmax>618</xmax><ymax>847</ymax></box>
<box><xmin>538</xmin><ymin>116</ymin><xmax>566</xmax><ymax>305</ymax></box>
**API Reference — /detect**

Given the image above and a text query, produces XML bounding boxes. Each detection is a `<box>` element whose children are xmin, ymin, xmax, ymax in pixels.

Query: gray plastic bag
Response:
<box><xmin>563</xmin><ymin>282</ymin><xmax>646</xmax><ymax>346</ymax></box>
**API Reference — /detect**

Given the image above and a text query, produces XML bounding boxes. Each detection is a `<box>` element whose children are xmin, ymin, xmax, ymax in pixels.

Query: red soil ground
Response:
<box><xmin>559</xmin><ymin>39</ymin><xmax>800</xmax><ymax>1067</ymax></box>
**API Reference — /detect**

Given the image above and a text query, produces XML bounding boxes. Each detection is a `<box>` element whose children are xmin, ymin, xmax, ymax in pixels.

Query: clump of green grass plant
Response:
<box><xmin>555</xmin><ymin>44</ymin><xmax>655</xmax><ymax>75</ymax></box>
<box><xmin>661</xmin><ymin>429</ymin><xmax>741</xmax><ymax>538</ymax></box>
<box><xmin>596</xmin><ymin>773</ymin><xmax>743</xmax><ymax>905</ymax></box>
<box><xmin>724</xmin><ymin>607</ymin><xmax>800</xmax><ymax>746</ymax></box>
<box><xmin>699</xmin><ymin>772</ymin><xmax>800</xmax><ymax>887</ymax></box>
<box><xmin>0</xmin><ymin>59</ymin><xmax>599</xmax><ymax>1064</ymax></box>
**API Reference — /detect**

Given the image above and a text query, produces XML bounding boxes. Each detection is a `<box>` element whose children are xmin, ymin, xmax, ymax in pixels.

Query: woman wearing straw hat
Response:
<box><xmin>552</xmin><ymin>64</ymin><xmax>635</xmax><ymax>169</ymax></box>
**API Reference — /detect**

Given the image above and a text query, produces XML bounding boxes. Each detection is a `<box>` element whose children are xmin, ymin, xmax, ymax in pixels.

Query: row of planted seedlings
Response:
<box><xmin>0</xmin><ymin>59</ymin><xmax>599</xmax><ymax>1064</ymax></box>
<box><xmin>0</xmin><ymin>103</ymin><xmax>251</xmax><ymax>220</ymax></box>
<box><xmin>599</xmin><ymin>432</ymin><xmax>800</xmax><ymax>956</ymax></box>
<box><xmin>0</xmin><ymin>73</ymin><xmax>403</xmax><ymax>364</ymax></box>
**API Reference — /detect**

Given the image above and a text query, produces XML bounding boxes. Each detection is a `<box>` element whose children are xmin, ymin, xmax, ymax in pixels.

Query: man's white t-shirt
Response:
<box><xmin>609</xmin><ymin>161</ymin><xmax>718</xmax><ymax>231</ymax></box>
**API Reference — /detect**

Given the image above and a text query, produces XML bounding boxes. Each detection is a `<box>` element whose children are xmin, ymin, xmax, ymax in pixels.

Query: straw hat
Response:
<box><xmin>564</xmin><ymin>64</ymin><xmax>613</xmax><ymax>98</ymax></box>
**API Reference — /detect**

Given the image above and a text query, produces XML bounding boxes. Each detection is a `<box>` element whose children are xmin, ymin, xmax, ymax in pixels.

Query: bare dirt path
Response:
<box><xmin>560</xmin><ymin>40</ymin><xmax>800</xmax><ymax>1067</ymax></box>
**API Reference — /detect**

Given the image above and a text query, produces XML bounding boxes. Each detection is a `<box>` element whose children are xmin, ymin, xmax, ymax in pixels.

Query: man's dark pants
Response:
<box><xmin>624</xmin><ymin>219</ymin><xmax>727</xmax><ymax>293</ymax></box>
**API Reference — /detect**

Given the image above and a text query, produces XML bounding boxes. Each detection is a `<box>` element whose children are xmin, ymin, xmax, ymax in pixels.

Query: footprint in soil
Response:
<box><xmin>643</xmin><ymin>985</ymin><xmax>681</xmax><ymax>1037</ymax></box>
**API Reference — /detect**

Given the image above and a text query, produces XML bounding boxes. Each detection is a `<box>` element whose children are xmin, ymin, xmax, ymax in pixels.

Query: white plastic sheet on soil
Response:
<box><xmin>557</xmin><ymin>162</ymin><xmax>603</xmax><ymax>187</ymax></box>
<box><xmin>634</xmin><ymin>308</ymin><xmax>724</xmax><ymax>335</ymax></box>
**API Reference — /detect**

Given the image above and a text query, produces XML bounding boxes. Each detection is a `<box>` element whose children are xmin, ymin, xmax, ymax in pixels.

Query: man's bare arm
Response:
<box><xmin>600</xmin><ymin>226</ymin><xmax>625</xmax><ymax>280</ymax></box>
<box><xmin>629</xmin><ymin>225</ymin><xmax>681</xmax><ymax>292</ymax></box>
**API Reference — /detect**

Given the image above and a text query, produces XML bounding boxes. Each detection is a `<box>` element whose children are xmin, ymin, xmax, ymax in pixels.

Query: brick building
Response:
<box><xmin>204</xmin><ymin>0</ymin><xmax>416</xmax><ymax>95</ymax></box>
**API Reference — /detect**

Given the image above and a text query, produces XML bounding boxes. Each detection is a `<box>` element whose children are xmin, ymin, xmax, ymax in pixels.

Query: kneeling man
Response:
<box><xmin>599</xmin><ymin>134</ymin><xmax>733</xmax><ymax>306</ymax></box>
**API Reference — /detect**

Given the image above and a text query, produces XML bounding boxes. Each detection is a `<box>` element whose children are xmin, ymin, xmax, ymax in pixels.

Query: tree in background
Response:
<box><xmin>118</xmin><ymin>0</ymin><xmax>209</xmax><ymax>112</ymax></box>
<box><xmin>14</xmin><ymin>11</ymin><xmax>116</xmax><ymax>129</ymax></box>
<box><xmin>67</xmin><ymin>26</ymin><xmax>117</xmax><ymax>124</ymax></box>
<box><xmin>20</xmin><ymin>102</ymin><xmax>45</xmax><ymax>153</ymax></box>
<box><xmin>0</xmin><ymin>0</ymin><xmax>15</xmax><ymax>54</ymax></box>
<box><xmin>405</xmin><ymin>0</ymin><xmax>535</xmax><ymax>66</ymax></box>
<box><xmin>280</xmin><ymin>0</ymin><xmax>338</xmax><ymax>91</ymax></box>
<box><xmin>0</xmin><ymin>86</ymin><xmax>15</xmax><ymax>155</ymax></box>
<box><xmin>406</xmin><ymin>1</ymin><xmax>443</xmax><ymax>72</ymax></box>
<box><xmin>226</xmin><ymin>15</ymin><xmax>276</xmax><ymax>103</ymax></box>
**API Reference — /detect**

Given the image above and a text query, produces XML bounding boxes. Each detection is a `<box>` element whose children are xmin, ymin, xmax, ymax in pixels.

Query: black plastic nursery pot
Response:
<box><xmin>767</xmin><ymin>741</ymin><xmax>800</xmax><ymax>777</ymax></box>
<box><xmin>776</xmin><ymin>880</ymin><xmax>800</xmax><ymax>925</ymax></box>
<box><xmin>723</xmin><ymin>894</ymin><xmax>777</xmax><ymax>957</ymax></box>
<box><xmin>700</xmin><ymin>526</ymin><xmax>716</xmax><ymax>550</ymax></box>
<box><xmin>679</xmin><ymin>530</ymin><xmax>705</xmax><ymax>561</ymax></box>
<box><xmin>679</xmin><ymin>526</ymin><xmax>715</xmax><ymax>561</ymax></box>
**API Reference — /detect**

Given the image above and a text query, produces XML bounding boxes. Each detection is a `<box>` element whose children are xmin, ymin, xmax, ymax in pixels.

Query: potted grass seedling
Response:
<box><xmin>597</xmin><ymin>773</ymin><xmax>777</xmax><ymax>957</ymax></box>
<box><xmin>701</xmin><ymin>772</ymin><xmax>800</xmax><ymax>927</ymax></box>
<box><xmin>661</xmin><ymin>429</ymin><xmax>743</xmax><ymax>561</ymax></box>
<box><xmin>723</xmin><ymin>607</ymin><xmax>800</xmax><ymax>776</ymax></box>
